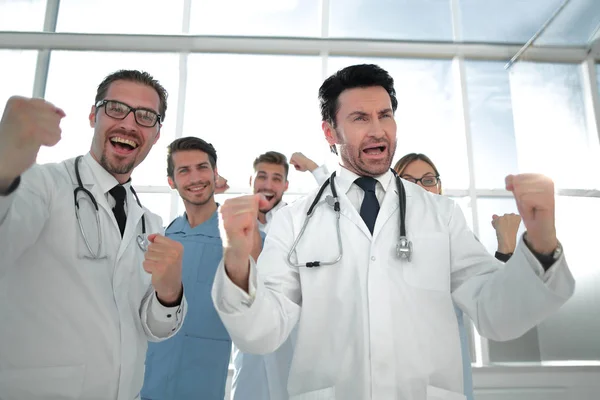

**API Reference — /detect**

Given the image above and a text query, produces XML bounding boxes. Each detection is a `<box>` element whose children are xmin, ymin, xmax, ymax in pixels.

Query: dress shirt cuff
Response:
<box><xmin>0</xmin><ymin>176</ymin><xmax>20</xmax><ymax>196</ymax></box>
<box><xmin>0</xmin><ymin>177</ymin><xmax>19</xmax><ymax>224</ymax></box>
<box><xmin>311</xmin><ymin>164</ymin><xmax>330</xmax><ymax>186</ymax></box>
<box><xmin>517</xmin><ymin>234</ymin><xmax>564</xmax><ymax>285</ymax></box>
<box><xmin>494</xmin><ymin>251</ymin><xmax>512</xmax><ymax>263</ymax></box>
<box><xmin>216</xmin><ymin>256</ymin><xmax>258</xmax><ymax>313</ymax></box>
<box><xmin>143</xmin><ymin>289</ymin><xmax>186</xmax><ymax>340</ymax></box>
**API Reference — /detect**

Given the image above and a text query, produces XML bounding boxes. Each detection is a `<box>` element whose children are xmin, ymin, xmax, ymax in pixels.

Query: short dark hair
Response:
<box><xmin>319</xmin><ymin>64</ymin><xmax>398</xmax><ymax>154</ymax></box>
<box><xmin>253</xmin><ymin>151</ymin><xmax>289</xmax><ymax>179</ymax></box>
<box><xmin>95</xmin><ymin>70</ymin><xmax>168</xmax><ymax>122</ymax></box>
<box><xmin>167</xmin><ymin>137</ymin><xmax>217</xmax><ymax>178</ymax></box>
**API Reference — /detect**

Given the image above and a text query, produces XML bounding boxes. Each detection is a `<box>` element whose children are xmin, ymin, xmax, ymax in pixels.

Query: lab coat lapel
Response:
<box><xmin>372</xmin><ymin>178</ymin><xmax>412</xmax><ymax>241</ymax></box>
<box><xmin>65</xmin><ymin>157</ymin><xmax>115</xmax><ymax>225</ymax></box>
<box><xmin>338</xmin><ymin>191</ymin><xmax>372</xmax><ymax>238</ymax></box>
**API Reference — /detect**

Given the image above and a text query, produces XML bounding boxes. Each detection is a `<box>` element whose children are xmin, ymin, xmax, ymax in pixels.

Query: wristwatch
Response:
<box><xmin>523</xmin><ymin>232</ymin><xmax>563</xmax><ymax>264</ymax></box>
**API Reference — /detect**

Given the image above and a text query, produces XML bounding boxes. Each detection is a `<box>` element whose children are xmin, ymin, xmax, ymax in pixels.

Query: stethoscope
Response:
<box><xmin>287</xmin><ymin>169</ymin><xmax>412</xmax><ymax>268</ymax></box>
<box><xmin>73</xmin><ymin>155</ymin><xmax>148</xmax><ymax>259</ymax></box>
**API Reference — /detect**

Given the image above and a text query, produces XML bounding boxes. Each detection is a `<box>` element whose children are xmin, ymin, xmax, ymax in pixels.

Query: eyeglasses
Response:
<box><xmin>402</xmin><ymin>175</ymin><xmax>440</xmax><ymax>187</ymax></box>
<box><xmin>96</xmin><ymin>99</ymin><xmax>162</xmax><ymax>128</ymax></box>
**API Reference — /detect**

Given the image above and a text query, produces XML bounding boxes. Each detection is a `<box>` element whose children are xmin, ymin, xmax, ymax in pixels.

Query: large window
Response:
<box><xmin>509</xmin><ymin>62</ymin><xmax>598</xmax><ymax>190</ymax></box>
<box><xmin>0</xmin><ymin>50</ymin><xmax>37</xmax><ymax>109</ymax></box>
<box><xmin>0</xmin><ymin>0</ymin><xmax>46</xmax><ymax>31</ymax></box>
<box><xmin>189</xmin><ymin>0</ymin><xmax>321</xmax><ymax>37</ymax></box>
<box><xmin>183</xmin><ymin>53</ymin><xmax>324</xmax><ymax>194</ymax></box>
<box><xmin>465</xmin><ymin>61</ymin><xmax>519</xmax><ymax>189</ymax></box>
<box><xmin>536</xmin><ymin>195</ymin><xmax>600</xmax><ymax>361</ymax></box>
<box><xmin>328</xmin><ymin>0</ymin><xmax>453</xmax><ymax>41</ymax></box>
<box><xmin>56</xmin><ymin>0</ymin><xmax>185</xmax><ymax>34</ymax></box>
<box><xmin>459</xmin><ymin>0</ymin><xmax>600</xmax><ymax>45</ymax></box>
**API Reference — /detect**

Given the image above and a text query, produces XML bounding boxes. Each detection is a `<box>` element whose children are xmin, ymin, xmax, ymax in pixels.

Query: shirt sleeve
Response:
<box><xmin>310</xmin><ymin>164</ymin><xmax>330</xmax><ymax>186</ymax></box>
<box><xmin>140</xmin><ymin>289</ymin><xmax>187</xmax><ymax>341</ymax></box>
<box><xmin>213</xmin><ymin>256</ymin><xmax>259</xmax><ymax>313</ymax></box>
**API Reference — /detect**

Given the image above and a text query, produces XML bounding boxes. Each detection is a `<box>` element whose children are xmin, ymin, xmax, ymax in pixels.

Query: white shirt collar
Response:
<box><xmin>259</xmin><ymin>200</ymin><xmax>287</xmax><ymax>233</ymax></box>
<box><xmin>83</xmin><ymin>152</ymin><xmax>132</xmax><ymax>195</ymax></box>
<box><xmin>335</xmin><ymin>166</ymin><xmax>393</xmax><ymax>196</ymax></box>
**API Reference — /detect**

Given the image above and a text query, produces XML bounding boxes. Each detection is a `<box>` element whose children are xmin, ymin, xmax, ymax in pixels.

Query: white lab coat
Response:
<box><xmin>232</xmin><ymin>165</ymin><xmax>331</xmax><ymax>400</ymax></box>
<box><xmin>213</xmin><ymin>168</ymin><xmax>575</xmax><ymax>400</ymax></box>
<box><xmin>0</xmin><ymin>154</ymin><xmax>187</xmax><ymax>400</ymax></box>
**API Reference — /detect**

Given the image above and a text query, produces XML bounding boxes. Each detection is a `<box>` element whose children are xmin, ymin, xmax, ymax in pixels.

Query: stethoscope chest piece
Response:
<box><xmin>396</xmin><ymin>236</ymin><xmax>413</xmax><ymax>262</ymax></box>
<box><xmin>137</xmin><ymin>234</ymin><xmax>149</xmax><ymax>252</ymax></box>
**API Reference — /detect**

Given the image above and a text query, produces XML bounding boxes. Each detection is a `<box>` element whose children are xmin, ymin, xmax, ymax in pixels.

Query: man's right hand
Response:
<box><xmin>491</xmin><ymin>213</ymin><xmax>522</xmax><ymax>254</ymax></box>
<box><xmin>0</xmin><ymin>96</ymin><xmax>66</xmax><ymax>191</ymax></box>
<box><xmin>290</xmin><ymin>152</ymin><xmax>318</xmax><ymax>172</ymax></box>
<box><xmin>219</xmin><ymin>194</ymin><xmax>269</xmax><ymax>292</ymax></box>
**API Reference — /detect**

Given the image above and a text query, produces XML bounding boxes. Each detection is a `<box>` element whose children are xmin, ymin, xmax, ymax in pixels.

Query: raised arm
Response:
<box><xmin>451</xmin><ymin>174</ymin><xmax>574</xmax><ymax>341</ymax></box>
<box><xmin>212</xmin><ymin>194</ymin><xmax>302</xmax><ymax>354</ymax></box>
<box><xmin>0</xmin><ymin>96</ymin><xmax>65</xmax><ymax>270</ymax></box>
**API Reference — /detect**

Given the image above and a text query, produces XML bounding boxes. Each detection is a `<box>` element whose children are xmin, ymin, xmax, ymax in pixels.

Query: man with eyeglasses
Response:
<box><xmin>0</xmin><ymin>70</ymin><xmax>187</xmax><ymax>400</ymax></box>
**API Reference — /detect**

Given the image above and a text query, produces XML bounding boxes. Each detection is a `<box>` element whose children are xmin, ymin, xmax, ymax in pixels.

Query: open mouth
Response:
<box><xmin>362</xmin><ymin>145</ymin><xmax>387</xmax><ymax>155</ymax></box>
<box><xmin>186</xmin><ymin>183</ymin><xmax>208</xmax><ymax>193</ymax></box>
<box><xmin>110</xmin><ymin>136</ymin><xmax>139</xmax><ymax>153</ymax></box>
<box><xmin>262</xmin><ymin>193</ymin><xmax>275</xmax><ymax>202</ymax></box>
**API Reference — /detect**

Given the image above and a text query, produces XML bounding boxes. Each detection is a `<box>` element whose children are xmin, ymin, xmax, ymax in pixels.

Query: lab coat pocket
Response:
<box><xmin>427</xmin><ymin>385</ymin><xmax>466</xmax><ymax>400</ymax></box>
<box><xmin>0</xmin><ymin>364</ymin><xmax>86</xmax><ymax>400</ymax></box>
<box><xmin>402</xmin><ymin>232</ymin><xmax>450</xmax><ymax>291</ymax></box>
<box><xmin>290</xmin><ymin>386</ymin><xmax>336</xmax><ymax>400</ymax></box>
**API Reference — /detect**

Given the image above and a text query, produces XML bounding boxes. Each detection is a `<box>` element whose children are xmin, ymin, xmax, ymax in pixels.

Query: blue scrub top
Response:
<box><xmin>141</xmin><ymin>211</ymin><xmax>231</xmax><ymax>400</ymax></box>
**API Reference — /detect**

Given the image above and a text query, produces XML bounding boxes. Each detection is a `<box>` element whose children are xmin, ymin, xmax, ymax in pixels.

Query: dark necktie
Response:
<box><xmin>355</xmin><ymin>176</ymin><xmax>380</xmax><ymax>234</ymax></box>
<box><xmin>109</xmin><ymin>184</ymin><xmax>127</xmax><ymax>237</ymax></box>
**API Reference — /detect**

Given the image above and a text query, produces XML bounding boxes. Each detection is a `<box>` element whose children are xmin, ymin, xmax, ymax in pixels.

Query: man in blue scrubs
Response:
<box><xmin>141</xmin><ymin>137</ymin><xmax>261</xmax><ymax>400</ymax></box>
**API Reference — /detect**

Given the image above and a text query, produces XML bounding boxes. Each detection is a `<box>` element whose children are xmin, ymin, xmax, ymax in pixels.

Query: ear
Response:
<box><xmin>89</xmin><ymin>106</ymin><xmax>97</xmax><ymax>128</ymax></box>
<box><xmin>167</xmin><ymin>176</ymin><xmax>176</xmax><ymax>190</ymax></box>
<box><xmin>323</xmin><ymin>121</ymin><xmax>337</xmax><ymax>147</ymax></box>
<box><xmin>214</xmin><ymin>167</ymin><xmax>219</xmax><ymax>182</ymax></box>
<box><xmin>152</xmin><ymin>126</ymin><xmax>161</xmax><ymax>145</ymax></box>
<box><xmin>284</xmin><ymin>180</ymin><xmax>289</xmax><ymax>192</ymax></box>
<box><xmin>249</xmin><ymin>175</ymin><xmax>253</xmax><ymax>188</ymax></box>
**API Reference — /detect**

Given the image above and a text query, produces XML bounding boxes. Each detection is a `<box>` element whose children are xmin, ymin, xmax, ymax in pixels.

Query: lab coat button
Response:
<box><xmin>371</xmin><ymin>256</ymin><xmax>376</xmax><ymax>261</ymax></box>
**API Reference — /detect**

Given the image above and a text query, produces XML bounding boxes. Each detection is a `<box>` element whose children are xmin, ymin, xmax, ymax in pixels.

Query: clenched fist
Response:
<box><xmin>219</xmin><ymin>194</ymin><xmax>269</xmax><ymax>292</ymax></box>
<box><xmin>0</xmin><ymin>96</ymin><xmax>66</xmax><ymax>190</ymax></box>
<box><xmin>290</xmin><ymin>152</ymin><xmax>318</xmax><ymax>172</ymax></box>
<box><xmin>505</xmin><ymin>174</ymin><xmax>557</xmax><ymax>254</ymax></box>
<box><xmin>491</xmin><ymin>213</ymin><xmax>522</xmax><ymax>254</ymax></box>
<box><xmin>143</xmin><ymin>234</ymin><xmax>184</xmax><ymax>305</ymax></box>
<box><xmin>215</xmin><ymin>174</ymin><xmax>230</xmax><ymax>194</ymax></box>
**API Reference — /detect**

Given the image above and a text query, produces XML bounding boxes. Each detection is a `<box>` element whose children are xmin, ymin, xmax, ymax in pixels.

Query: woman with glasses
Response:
<box><xmin>393</xmin><ymin>152</ymin><xmax>522</xmax><ymax>400</ymax></box>
<box><xmin>393</xmin><ymin>153</ymin><xmax>521</xmax><ymax>261</ymax></box>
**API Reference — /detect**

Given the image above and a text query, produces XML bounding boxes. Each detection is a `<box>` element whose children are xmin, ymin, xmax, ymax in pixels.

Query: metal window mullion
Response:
<box><xmin>31</xmin><ymin>0</ymin><xmax>60</xmax><ymax>98</ymax></box>
<box><xmin>168</xmin><ymin>0</ymin><xmax>193</xmax><ymax>221</ymax></box>
<box><xmin>1</xmin><ymin>32</ymin><xmax>589</xmax><ymax>62</ymax></box>
<box><xmin>453</xmin><ymin>54</ymin><xmax>491</xmax><ymax>367</ymax></box>
<box><xmin>581</xmin><ymin>57</ymin><xmax>600</xmax><ymax>166</ymax></box>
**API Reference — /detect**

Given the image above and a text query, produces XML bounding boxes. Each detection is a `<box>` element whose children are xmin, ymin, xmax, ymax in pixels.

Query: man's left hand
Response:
<box><xmin>143</xmin><ymin>234</ymin><xmax>184</xmax><ymax>305</ymax></box>
<box><xmin>215</xmin><ymin>174</ymin><xmax>230</xmax><ymax>194</ymax></box>
<box><xmin>505</xmin><ymin>174</ymin><xmax>558</xmax><ymax>254</ymax></box>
